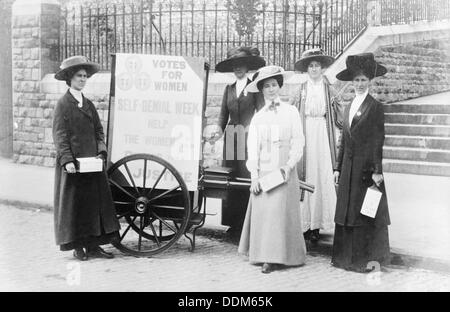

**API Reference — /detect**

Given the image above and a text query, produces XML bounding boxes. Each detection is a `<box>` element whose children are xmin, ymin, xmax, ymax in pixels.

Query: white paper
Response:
<box><xmin>259</xmin><ymin>169</ymin><xmax>285</xmax><ymax>192</ymax></box>
<box><xmin>360</xmin><ymin>186</ymin><xmax>382</xmax><ymax>218</ymax></box>
<box><xmin>77</xmin><ymin>157</ymin><xmax>103</xmax><ymax>173</ymax></box>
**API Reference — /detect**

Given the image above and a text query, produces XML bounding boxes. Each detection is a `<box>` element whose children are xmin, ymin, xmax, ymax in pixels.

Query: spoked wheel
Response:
<box><xmin>107</xmin><ymin>153</ymin><xmax>191</xmax><ymax>257</ymax></box>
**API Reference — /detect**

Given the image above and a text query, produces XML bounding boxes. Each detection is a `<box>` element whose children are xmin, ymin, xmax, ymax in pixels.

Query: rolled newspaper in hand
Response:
<box><xmin>298</xmin><ymin>180</ymin><xmax>315</xmax><ymax>193</ymax></box>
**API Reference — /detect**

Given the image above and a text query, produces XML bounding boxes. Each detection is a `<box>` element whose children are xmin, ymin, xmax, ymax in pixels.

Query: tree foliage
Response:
<box><xmin>226</xmin><ymin>0</ymin><xmax>263</xmax><ymax>38</ymax></box>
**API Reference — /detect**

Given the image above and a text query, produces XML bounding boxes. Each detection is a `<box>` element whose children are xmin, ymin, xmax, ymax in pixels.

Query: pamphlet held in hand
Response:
<box><xmin>259</xmin><ymin>169</ymin><xmax>286</xmax><ymax>192</ymax></box>
<box><xmin>360</xmin><ymin>185</ymin><xmax>382</xmax><ymax>218</ymax></box>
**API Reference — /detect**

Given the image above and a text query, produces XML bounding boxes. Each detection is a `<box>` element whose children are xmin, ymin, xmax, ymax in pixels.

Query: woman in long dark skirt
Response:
<box><xmin>53</xmin><ymin>55</ymin><xmax>120</xmax><ymax>261</ymax></box>
<box><xmin>332</xmin><ymin>53</ymin><xmax>391</xmax><ymax>273</ymax></box>
<box><xmin>211</xmin><ymin>46</ymin><xmax>265</xmax><ymax>237</ymax></box>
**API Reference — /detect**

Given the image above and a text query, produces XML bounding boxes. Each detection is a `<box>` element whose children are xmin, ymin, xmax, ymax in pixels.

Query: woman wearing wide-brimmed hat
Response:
<box><xmin>53</xmin><ymin>55</ymin><xmax>120</xmax><ymax>261</ymax></box>
<box><xmin>292</xmin><ymin>48</ymin><xmax>344</xmax><ymax>243</ymax></box>
<box><xmin>238</xmin><ymin>66</ymin><xmax>307</xmax><ymax>274</ymax></box>
<box><xmin>210</xmin><ymin>46</ymin><xmax>265</xmax><ymax>237</ymax></box>
<box><xmin>332</xmin><ymin>53</ymin><xmax>390</xmax><ymax>273</ymax></box>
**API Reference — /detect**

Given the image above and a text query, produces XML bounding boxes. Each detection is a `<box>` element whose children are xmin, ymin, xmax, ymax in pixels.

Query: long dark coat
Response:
<box><xmin>53</xmin><ymin>90</ymin><xmax>120</xmax><ymax>247</ymax></box>
<box><xmin>217</xmin><ymin>79</ymin><xmax>264</xmax><ymax>227</ymax></box>
<box><xmin>334</xmin><ymin>94</ymin><xmax>390</xmax><ymax>227</ymax></box>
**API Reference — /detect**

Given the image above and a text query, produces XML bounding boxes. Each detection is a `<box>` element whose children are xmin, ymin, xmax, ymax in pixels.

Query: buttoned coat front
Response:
<box><xmin>53</xmin><ymin>90</ymin><xmax>120</xmax><ymax>247</ymax></box>
<box><xmin>217</xmin><ymin>79</ymin><xmax>264</xmax><ymax>227</ymax></box>
<box><xmin>334</xmin><ymin>94</ymin><xmax>390</xmax><ymax>227</ymax></box>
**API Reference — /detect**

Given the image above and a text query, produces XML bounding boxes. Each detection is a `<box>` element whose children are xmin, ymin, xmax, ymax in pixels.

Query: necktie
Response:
<box><xmin>267</xmin><ymin>101</ymin><xmax>280</xmax><ymax>112</ymax></box>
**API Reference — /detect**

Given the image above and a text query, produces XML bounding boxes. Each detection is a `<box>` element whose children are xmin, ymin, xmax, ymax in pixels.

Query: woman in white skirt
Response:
<box><xmin>292</xmin><ymin>49</ymin><xmax>343</xmax><ymax>243</ymax></box>
<box><xmin>238</xmin><ymin>66</ymin><xmax>307</xmax><ymax>274</ymax></box>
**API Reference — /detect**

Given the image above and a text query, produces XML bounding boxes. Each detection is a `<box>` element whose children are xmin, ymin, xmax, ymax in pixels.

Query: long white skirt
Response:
<box><xmin>300</xmin><ymin>117</ymin><xmax>337</xmax><ymax>232</ymax></box>
<box><xmin>238</xmin><ymin>169</ymin><xmax>307</xmax><ymax>266</ymax></box>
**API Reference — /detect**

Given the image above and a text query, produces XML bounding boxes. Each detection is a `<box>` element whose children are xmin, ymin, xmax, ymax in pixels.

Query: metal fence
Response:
<box><xmin>59</xmin><ymin>0</ymin><xmax>449</xmax><ymax>71</ymax></box>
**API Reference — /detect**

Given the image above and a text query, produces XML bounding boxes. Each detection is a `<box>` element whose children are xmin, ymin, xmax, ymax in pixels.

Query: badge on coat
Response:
<box><xmin>356</xmin><ymin>111</ymin><xmax>361</xmax><ymax>116</ymax></box>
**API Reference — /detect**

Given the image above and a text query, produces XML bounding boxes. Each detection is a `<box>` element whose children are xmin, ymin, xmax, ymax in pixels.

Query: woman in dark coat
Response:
<box><xmin>211</xmin><ymin>47</ymin><xmax>265</xmax><ymax>236</ymax></box>
<box><xmin>53</xmin><ymin>55</ymin><xmax>120</xmax><ymax>261</ymax></box>
<box><xmin>332</xmin><ymin>53</ymin><xmax>391</xmax><ymax>273</ymax></box>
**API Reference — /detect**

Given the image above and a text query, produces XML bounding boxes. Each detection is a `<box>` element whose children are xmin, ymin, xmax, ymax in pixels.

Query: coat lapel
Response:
<box><xmin>350</xmin><ymin>94</ymin><xmax>371</xmax><ymax>131</ymax></box>
<box><xmin>66</xmin><ymin>90</ymin><xmax>93</xmax><ymax>119</ymax></box>
<box><xmin>343</xmin><ymin>101</ymin><xmax>352</xmax><ymax>135</ymax></box>
<box><xmin>229</xmin><ymin>82</ymin><xmax>237</xmax><ymax>102</ymax></box>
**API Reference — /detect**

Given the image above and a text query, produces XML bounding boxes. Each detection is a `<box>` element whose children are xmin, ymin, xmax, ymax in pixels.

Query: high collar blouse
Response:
<box><xmin>235</xmin><ymin>76</ymin><xmax>248</xmax><ymax>98</ymax></box>
<box><xmin>349</xmin><ymin>89</ymin><xmax>369</xmax><ymax>125</ymax></box>
<box><xmin>246</xmin><ymin>99</ymin><xmax>304</xmax><ymax>180</ymax></box>
<box><xmin>69</xmin><ymin>88</ymin><xmax>83</xmax><ymax>107</ymax></box>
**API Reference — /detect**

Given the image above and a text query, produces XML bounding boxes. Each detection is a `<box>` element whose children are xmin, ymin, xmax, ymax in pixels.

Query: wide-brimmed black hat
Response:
<box><xmin>55</xmin><ymin>55</ymin><xmax>100</xmax><ymax>81</ymax></box>
<box><xmin>294</xmin><ymin>48</ymin><xmax>334</xmax><ymax>72</ymax></box>
<box><xmin>215</xmin><ymin>46</ymin><xmax>266</xmax><ymax>72</ymax></box>
<box><xmin>336</xmin><ymin>53</ymin><xmax>387</xmax><ymax>81</ymax></box>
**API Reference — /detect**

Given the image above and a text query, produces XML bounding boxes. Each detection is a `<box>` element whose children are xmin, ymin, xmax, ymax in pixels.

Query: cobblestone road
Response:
<box><xmin>1</xmin><ymin>204</ymin><xmax>449</xmax><ymax>292</ymax></box>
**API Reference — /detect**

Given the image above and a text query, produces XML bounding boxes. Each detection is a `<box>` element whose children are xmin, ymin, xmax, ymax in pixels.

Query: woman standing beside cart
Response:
<box><xmin>292</xmin><ymin>48</ymin><xmax>343</xmax><ymax>243</ymax></box>
<box><xmin>238</xmin><ymin>66</ymin><xmax>307</xmax><ymax>274</ymax></box>
<box><xmin>332</xmin><ymin>53</ymin><xmax>391</xmax><ymax>273</ymax></box>
<box><xmin>211</xmin><ymin>46</ymin><xmax>265</xmax><ymax>237</ymax></box>
<box><xmin>53</xmin><ymin>55</ymin><xmax>120</xmax><ymax>261</ymax></box>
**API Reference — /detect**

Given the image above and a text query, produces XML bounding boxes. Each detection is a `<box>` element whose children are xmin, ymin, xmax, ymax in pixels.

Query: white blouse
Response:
<box><xmin>235</xmin><ymin>77</ymin><xmax>248</xmax><ymax>97</ymax></box>
<box><xmin>246</xmin><ymin>97</ymin><xmax>304</xmax><ymax>180</ymax></box>
<box><xmin>348</xmin><ymin>89</ymin><xmax>369</xmax><ymax>125</ymax></box>
<box><xmin>69</xmin><ymin>88</ymin><xmax>83</xmax><ymax>108</ymax></box>
<box><xmin>304</xmin><ymin>78</ymin><xmax>326</xmax><ymax>117</ymax></box>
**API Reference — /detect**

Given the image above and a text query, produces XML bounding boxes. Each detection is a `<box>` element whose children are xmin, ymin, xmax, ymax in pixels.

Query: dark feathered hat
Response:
<box><xmin>336</xmin><ymin>53</ymin><xmax>387</xmax><ymax>81</ymax></box>
<box><xmin>215</xmin><ymin>46</ymin><xmax>266</xmax><ymax>72</ymax></box>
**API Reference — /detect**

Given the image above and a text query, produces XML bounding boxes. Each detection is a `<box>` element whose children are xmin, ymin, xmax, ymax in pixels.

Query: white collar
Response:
<box><xmin>69</xmin><ymin>88</ymin><xmax>83</xmax><ymax>99</ymax></box>
<box><xmin>264</xmin><ymin>96</ymin><xmax>282</xmax><ymax>107</ymax></box>
<box><xmin>307</xmin><ymin>77</ymin><xmax>324</xmax><ymax>86</ymax></box>
<box><xmin>354</xmin><ymin>89</ymin><xmax>369</xmax><ymax>100</ymax></box>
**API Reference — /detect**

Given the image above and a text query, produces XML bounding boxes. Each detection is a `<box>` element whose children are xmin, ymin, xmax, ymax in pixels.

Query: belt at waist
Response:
<box><xmin>305</xmin><ymin>115</ymin><xmax>325</xmax><ymax>119</ymax></box>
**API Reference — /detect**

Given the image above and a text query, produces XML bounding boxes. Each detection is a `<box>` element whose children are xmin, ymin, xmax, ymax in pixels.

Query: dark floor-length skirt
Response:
<box><xmin>221</xmin><ymin>130</ymin><xmax>250</xmax><ymax>229</ymax></box>
<box><xmin>332</xmin><ymin>223</ymin><xmax>391</xmax><ymax>272</ymax></box>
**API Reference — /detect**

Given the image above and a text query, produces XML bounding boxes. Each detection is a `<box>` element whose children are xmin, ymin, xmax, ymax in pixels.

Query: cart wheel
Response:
<box><xmin>108</xmin><ymin>153</ymin><xmax>191</xmax><ymax>257</ymax></box>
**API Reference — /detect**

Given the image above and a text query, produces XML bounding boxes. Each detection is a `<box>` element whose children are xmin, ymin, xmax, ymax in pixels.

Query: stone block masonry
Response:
<box><xmin>11</xmin><ymin>0</ymin><xmax>60</xmax><ymax>166</ymax></box>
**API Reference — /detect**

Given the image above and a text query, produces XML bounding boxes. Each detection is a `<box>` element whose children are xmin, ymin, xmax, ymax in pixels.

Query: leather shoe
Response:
<box><xmin>73</xmin><ymin>248</ymin><xmax>88</xmax><ymax>261</ymax></box>
<box><xmin>310</xmin><ymin>229</ymin><xmax>320</xmax><ymax>243</ymax></box>
<box><xmin>303</xmin><ymin>229</ymin><xmax>311</xmax><ymax>241</ymax></box>
<box><xmin>261</xmin><ymin>263</ymin><xmax>274</xmax><ymax>274</ymax></box>
<box><xmin>87</xmin><ymin>246</ymin><xmax>114</xmax><ymax>259</ymax></box>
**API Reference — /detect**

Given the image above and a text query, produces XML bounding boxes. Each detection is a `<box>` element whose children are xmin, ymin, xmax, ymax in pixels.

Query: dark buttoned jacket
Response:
<box><xmin>52</xmin><ymin>90</ymin><xmax>120</xmax><ymax>246</ymax></box>
<box><xmin>334</xmin><ymin>93</ymin><xmax>390</xmax><ymax>227</ymax></box>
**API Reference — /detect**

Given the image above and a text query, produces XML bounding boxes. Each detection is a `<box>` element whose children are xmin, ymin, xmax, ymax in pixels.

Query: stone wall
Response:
<box><xmin>12</xmin><ymin>0</ymin><xmax>60</xmax><ymax>166</ymax></box>
<box><xmin>11</xmin><ymin>36</ymin><xmax>450</xmax><ymax>168</ymax></box>
<box><xmin>9</xmin><ymin>0</ymin><xmax>450</xmax><ymax>168</ymax></box>
<box><xmin>334</xmin><ymin>39</ymin><xmax>450</xmax><ymax>106</ymax></box>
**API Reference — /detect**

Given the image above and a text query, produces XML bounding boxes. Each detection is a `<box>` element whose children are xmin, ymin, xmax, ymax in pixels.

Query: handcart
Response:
<box><xmin>106</xmin><ymin>53</ymin><xmax>314</xmax><ymax>257</ymax></box>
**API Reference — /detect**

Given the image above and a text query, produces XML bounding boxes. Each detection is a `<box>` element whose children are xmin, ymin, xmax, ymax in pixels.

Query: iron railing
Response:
<box><xmin>59</xmin><ymin>0</ymin><xmax>449</xmax><ymax>71</ymax></box>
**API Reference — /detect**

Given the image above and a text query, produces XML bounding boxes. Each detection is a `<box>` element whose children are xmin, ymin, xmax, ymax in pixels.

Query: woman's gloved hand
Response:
<box><xmin>372</xmin><ymin>173</ymin><xmax>384</xmax><ymax>187</ymax></box>
<box><xmin>65</xmin><ymin>162</ymin><xmax>76</xmax><ymax>174</ymax></box>
<box><xmin>334</xmin><ymin>171</ymin><xmax>340</xmax><ymax>186</ymax></box>
<box><xmin>250</xmin><ymin>178</ymin><xmax>261</xmax><ymax>195</ymax></box>
<box><xmin>280</xmin><ymin>165</ymin><xmax>291</xmax><ymax>182</ymax></box>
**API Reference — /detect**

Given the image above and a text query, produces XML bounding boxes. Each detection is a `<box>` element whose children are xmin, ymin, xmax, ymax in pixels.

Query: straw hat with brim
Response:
<box><xmin>336</xmin><ymin>53</ymin><xmax>387</xmax><ymax>81</ymax></box>
<box><xmin>55</xmin><ymin>55</ymin><xmax>100</xmax><ymax>81</ymax></box>
<box><xmin>246</xmin><ymin>65</ymin><xmax>289</xmax><ymax>93</ymax></box>
<box><xmin>215</xmin><ymin>46</ymin><xmax>266</xmax><ymax>72</ymax></box>
<box><xmin>294</xmin><ymin>48</ymin><xmax>334</xmax><ymax>72</ymax></box>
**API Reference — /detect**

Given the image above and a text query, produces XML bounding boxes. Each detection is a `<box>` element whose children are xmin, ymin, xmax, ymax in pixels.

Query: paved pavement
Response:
<box><xmin>1</xmin><ymin>204</ymin><xmax>450</xmax><ymax>292</ymax></box>
<box><xmin>1</xmin><ymin>157</ymin><xmax>449</xmax><ymax>263</ymax></box>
